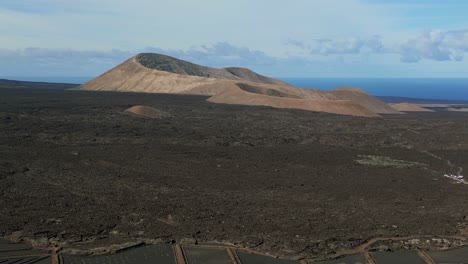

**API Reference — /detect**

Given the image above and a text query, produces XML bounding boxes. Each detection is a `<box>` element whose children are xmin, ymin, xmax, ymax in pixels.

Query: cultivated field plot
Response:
<box><xmin>1</xmin><ymin>88</ymin><xmax>468</xmax><ymax>259</ymax></box>
<box><xmin>2</xmin><ymin>239</ymin><xmax>468</xmax><ymax>263</ymax></box>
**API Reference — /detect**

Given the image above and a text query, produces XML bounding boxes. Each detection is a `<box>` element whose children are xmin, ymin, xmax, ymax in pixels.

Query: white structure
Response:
<box><xmin>444</xmin><ymin>174</ymin><xmax>467</xmax><ymax>184</ymax></box>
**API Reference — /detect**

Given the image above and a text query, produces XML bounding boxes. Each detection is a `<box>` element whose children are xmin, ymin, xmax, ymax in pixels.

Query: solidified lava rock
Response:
<box><xmin>1</xmin><ymin>87</ymin><xmax>468</xmax><ymax>258</ymax></box>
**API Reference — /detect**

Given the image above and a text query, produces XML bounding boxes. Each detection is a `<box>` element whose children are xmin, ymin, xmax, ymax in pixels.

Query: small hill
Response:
<box><xmin>390</xmin><ymin>103</ymin><xmax>434</xmax><ymax>112</ymax></box>
<box><xmin>330</xmin><ymin>87</ymin><xmax>401</xmax><ymax>114</ymax></box>
<box><xmin>80</xmin><ymin>53</ymin><xmax>401</xmax><ymax>117</ymax></box>
<box><xmin>208</xmin><ymin>87</ymin><xmax>379</xmax><ymax>117</ymax></box>
<box><xmin>125</xmin><ymin>105</ymin><xmax>163</xmax><ymax>118</ymax></box>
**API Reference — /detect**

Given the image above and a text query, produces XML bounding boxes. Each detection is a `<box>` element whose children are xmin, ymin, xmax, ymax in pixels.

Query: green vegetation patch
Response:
<box><xmin>356</xmin><ymin>155</ymin><xmax>425</xmax><ymax>168</ymax></box>
<box><xmin>137</xmin><ymin>53</ymin><xmax>210</xmax><ymax>76</ymax></box>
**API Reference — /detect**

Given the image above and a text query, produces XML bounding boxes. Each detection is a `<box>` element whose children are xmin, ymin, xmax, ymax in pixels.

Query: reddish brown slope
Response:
<box><xmin>330</xmin><ymin>87</ymin><xmax>400</xmax><ymax>114</ymax></box>
<box><xmin>80</xmin><ymin>57</ymin><xmax>230</xmax><ymax>94</ymax></box>
<box><xmin>223</xmin><ymin>67</ymin><xmax>290</xmax><ymax>86</ymax></box>
<box><xmin>390</xmin><ymin>103</ymin><xmax>434</xmax><ymax>112</ymax></box>
<box><xmin>208</xmin><ymin>85</ymin><xmax>379</xmax><ymax>117</ymax></box>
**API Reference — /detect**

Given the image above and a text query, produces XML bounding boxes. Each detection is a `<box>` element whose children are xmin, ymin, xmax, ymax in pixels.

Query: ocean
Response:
<box><xmin>280</xmin><ymin>78</ymin><xmax>468</xmax><ymax>101</ymax></box>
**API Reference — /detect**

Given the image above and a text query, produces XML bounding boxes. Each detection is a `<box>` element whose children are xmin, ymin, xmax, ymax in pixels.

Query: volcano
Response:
<box><xmin>80</xmin><ymin>53</ymin><xmax>400</xmax><ymax>117</ymax></box>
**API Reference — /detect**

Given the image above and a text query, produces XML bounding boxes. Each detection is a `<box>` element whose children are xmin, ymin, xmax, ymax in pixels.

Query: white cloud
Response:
<box><xmin>285</xmin><ymin>39</ymin><xmax>306</xmax><ymax>49</ymax></box>
<box><xmin>310</xmin><ymin>36</ymin><xmax>385</xmax><ymax>55</ymax></box>
<box><xmin>396</xmin><ymin>29</ymin><xmax>468</xmax><ymax>62</ymax></box>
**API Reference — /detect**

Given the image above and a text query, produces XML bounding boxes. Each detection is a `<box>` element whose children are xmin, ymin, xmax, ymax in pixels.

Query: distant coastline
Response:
<box><xmin>0</xmin><ymin>76</ymin><xmax>93</xmax><ymax>84</ymax></box>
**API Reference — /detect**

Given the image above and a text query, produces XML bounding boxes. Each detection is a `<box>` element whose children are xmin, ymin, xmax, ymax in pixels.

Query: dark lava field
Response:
<box><xmin>1</xmin><ymin>87</ymin><xmax>468</xmax><ymax>258</ymax></box>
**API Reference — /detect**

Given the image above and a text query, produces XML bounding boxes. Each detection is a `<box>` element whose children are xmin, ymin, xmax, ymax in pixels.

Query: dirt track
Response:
<box><xmin>1</xmin><ymin>88</ymin><xmax>468</xmax><ymax>259</ymax></box>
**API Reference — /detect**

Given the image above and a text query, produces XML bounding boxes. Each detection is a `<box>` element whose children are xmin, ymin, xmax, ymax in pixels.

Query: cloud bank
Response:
<box><xmin>0</xmin><ymin>43</ymin><xmax>281</xmax><ymax>77</ymax></box>
<box><xmin>397</xmin><ymin>30</ymin><xmax>468</xmax><ymax>63</ymax></box>
<box><xmin>311</xmin><ymin>36</ymin><xmax>385</xmax><ymax>55</ymax></box>
<box><xmin>2</xmin><ymin>29</ymin><xmax>468</xmax><ymax>78</ymax></box>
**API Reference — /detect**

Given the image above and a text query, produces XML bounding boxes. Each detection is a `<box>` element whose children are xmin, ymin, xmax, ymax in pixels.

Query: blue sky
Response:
<box><xmin>1</xmin><ymin>0</ymin><xmax>468</xmax><ymax>79</ymax></box>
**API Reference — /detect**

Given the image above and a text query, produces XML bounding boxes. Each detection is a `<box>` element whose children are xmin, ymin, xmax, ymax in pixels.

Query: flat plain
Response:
<box><xmin>1</xmin><ymin>87</ymin><xmax>468</xmax><ymax>259</ymax></box>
